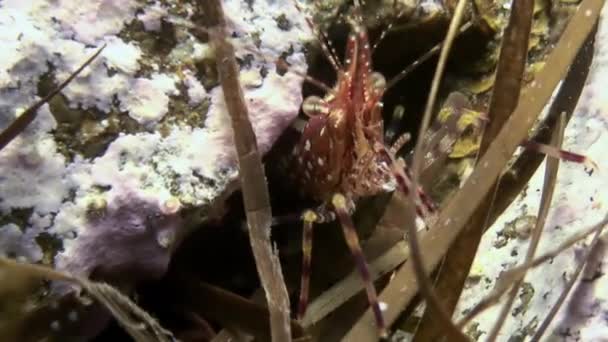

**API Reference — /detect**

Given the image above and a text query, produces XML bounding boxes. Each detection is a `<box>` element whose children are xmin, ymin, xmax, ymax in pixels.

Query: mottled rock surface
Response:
<box><xmin>455</xmin><ymin>3</ymin><xmax>608</xmax><ymax>341</ymax></box>
<box><xmin>0</xmin><ymin>0</ymin><xmax>309</xmax><ymax>290</ymax></box>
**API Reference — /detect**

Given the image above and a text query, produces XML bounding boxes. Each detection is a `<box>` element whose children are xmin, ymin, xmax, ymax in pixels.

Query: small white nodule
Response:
<box><xmin>370</xmin><ymin>72</ymin><xmax>386</xmax><ymax>94</ymax></box>
<box><xmin>161</xmin><ymin>196</ymin><xmax>181</xmax><ymax>215</ymax></box>
<box><xmin>302</xmin><ymin>95</ymin><xmax>328</xmax><ymax>117</ymax></box>
<box><xmin>50</xmin><ymin>321</ymin><xmax>61</xmax><ymax>331</ymax></box>
<box><xmin>379</xmin><ymin>301</ymin><xmax>388</xmax><ymax>311</ymax></box>
<box><xmin>304</xmin><ymin>140</ymin><xmax>311</xmax><ymax>152</ymax></box>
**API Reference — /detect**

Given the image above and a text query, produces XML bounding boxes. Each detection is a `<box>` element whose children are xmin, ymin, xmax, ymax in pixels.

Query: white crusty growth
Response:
<box><xmin>0</xmin><ymin>0</ymin><xmax>311</xmax><ymax>290</ymax></box>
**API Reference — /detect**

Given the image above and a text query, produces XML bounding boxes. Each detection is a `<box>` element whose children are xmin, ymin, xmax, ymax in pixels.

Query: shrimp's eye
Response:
<box><xmin>369</xmin><ymin>72</ymin><xmax>386</xmax><ymax>95</ymax></box>
<box><xmin>302</xmin><ymin>95</ymin><xmax>329</xmax><ymax>117</ymax></box>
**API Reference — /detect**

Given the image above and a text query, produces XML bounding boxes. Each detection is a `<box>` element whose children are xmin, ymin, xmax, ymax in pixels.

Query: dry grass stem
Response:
<box><xmin>531</xmin><ymin>225</ymin><xmax>607</xmax><ymax>340</ymax></box>
<box><xmin>203</xmin><ymin>1</ymin><xmax>292</xmax><ymax>341</ymax></box>
<box><xmin>174</xmin><ymin>279</ymin><xmax>304</xmax><ymax>341</ymax></box>
<box><xmin>301</xmin><ymin>240</ymin><xmax>410</xmax><ymax>327</ymax></box>
<box><xmin>486</xmin><ymin>111</ymin><xmax>564</xmax><ymax>341</ymax></box>
<box><xmin>0</xmin><ymin>45</ymin><xmax>104</xmax><ymax>151</ymax></box>
<box><xmin>345</xmin><ymin>0</ymin><xmax>605</xmax><ymax>339</ymax></box>
<box><xmin>456</xmin><ymin>212</ymin><xmax>608</xmax><ymax>328</ymax></box>
<box><xmin>404</xmin><ymin>0</ymin><xmax>471</xmax><ymax>340</ymax></box>
<box><xmin>415</xmin><ymin>1</ymin><xmax>536</xmax><ymax>338</ymax></box>
<box><xmin>0</xmin><ymin>258</ymin><xmax>173</xmax><ymax>342</ymax></box>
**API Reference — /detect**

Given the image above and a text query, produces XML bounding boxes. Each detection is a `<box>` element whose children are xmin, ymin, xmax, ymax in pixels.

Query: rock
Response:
<box><xmin>454</xmin><ymin>3</ymin><xmax>608</xmax><ymax>340</ymax></box>
<box><xmin>0</xmin><ymin>0</ymin><xmax>311</xmax><ymax>338</ymax></box>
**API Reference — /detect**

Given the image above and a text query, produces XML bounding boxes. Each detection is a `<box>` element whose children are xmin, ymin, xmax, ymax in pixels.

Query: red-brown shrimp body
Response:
<box><xmin>287</xmin><ymin>5</ymin><xmax>434</xmax><ymax>336</ymax></box>
<box><xmin>292</xmin><ymin>19</ymin><xmax>389</xmax><ymax>202</ymax></box>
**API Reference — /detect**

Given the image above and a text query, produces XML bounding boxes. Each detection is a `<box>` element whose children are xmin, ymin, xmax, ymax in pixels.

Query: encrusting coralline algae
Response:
<box><xmin>0</xmin><ymin>0</ymin><xmax>310</xmax><ymax>337</ymax></box>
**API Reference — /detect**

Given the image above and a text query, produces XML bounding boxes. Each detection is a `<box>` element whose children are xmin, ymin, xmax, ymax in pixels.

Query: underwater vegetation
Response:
<box><xmin>0</xmin><ymin>0</ymin><xmax>607</xmax><ymax>341</ymax></box>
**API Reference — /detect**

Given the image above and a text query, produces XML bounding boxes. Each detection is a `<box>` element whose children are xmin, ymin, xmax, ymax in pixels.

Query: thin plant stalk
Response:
<box><xmin>405</xmin><ymin>0</ymin><xmax>470</xmax><ymax>340</ymax></box>
<box><xmin>486</xmin><ymin>112</ymin><xmax>564</xmax><ymax>341</ymax></box>
<box><xmin>0</xmin><ymin>45</ymin><xmax>104</xmax><ymax>151</ymax></box>
<box><xmin>345</xmin><ymin>1</ymin><xmax>604</xmax><ymax>339</ymax></box>
<box><xmin>203</xmin><ymin>1</ymin><xmax>292</xmax><ymax>341</ymax></box>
